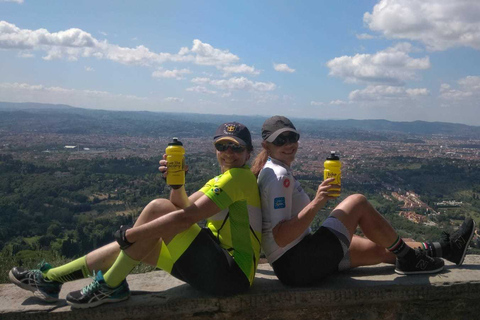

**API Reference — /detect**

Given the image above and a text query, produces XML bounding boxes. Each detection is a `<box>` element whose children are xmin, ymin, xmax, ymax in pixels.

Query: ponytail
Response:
<box><xmin>251</xmin><ymin>149</ymin><xmax>269</xmax><ymax>178</ymax></box>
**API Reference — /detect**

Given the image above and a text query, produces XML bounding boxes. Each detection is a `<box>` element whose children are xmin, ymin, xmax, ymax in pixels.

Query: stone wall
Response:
<box><xmin>2</xmin><ymin>255</ymin><xmax>480</xmax><ymax>320</ymax></box>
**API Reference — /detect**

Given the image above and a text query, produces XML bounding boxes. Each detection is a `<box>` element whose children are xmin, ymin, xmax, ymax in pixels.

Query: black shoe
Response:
<box><xmin>395</xmin><ymin>249</ymin><xmax>444</xmax><ymax>275</ymax></box>
<box><xmin>66</xmin><ymin>270</ymin><xmax>130</xmax><ymax>309</ymax></box>
<box><xmin>443</xmin><ymin>218</ymin><xmax>476</xmax><ymax>266</ymax></box>
<box><xmin>9</xmin><ymin>261</ymin><xmax>62</xmax><ymax>302</ymax></box>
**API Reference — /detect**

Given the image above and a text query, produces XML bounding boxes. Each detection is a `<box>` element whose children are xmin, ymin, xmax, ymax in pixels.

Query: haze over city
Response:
<box><xmin>1</xmin><ymin>0</ymin><xmax>480</xmax><ymax>125</ymax></box>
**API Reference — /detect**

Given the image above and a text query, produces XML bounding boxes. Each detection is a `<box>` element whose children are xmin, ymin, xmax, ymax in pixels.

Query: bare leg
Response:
<box><xmin>349</xmin><ymin>236</ymin><xmax>430</xmax><ymax>268</ymax></box>
<box><xmin>331</xmin><ymin>194</ymin><xmax>399</xmax><ymax>248</ymax></box>
<box><xmin>122</xmin><ymin>203</ymin><xmax>180</xmax><ymax>262</ymax></box>
<box><xmin>85</xmin><ymin>199</ymin><xmax>176</xmax><ymax>272</ymax></box>
<box><xmin>349</xmin><ymin>235</ymin><xmax>395</xmax><ymax>267</ymax></box>
<box><xmin>332</xmin><ymin>194</ymin><xmax>426</xmax><ymax>267</ymax></box>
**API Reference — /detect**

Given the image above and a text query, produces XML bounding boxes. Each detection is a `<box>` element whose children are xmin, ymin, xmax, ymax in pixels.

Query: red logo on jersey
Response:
<box><xmin>283</xmin><ymin>178</ymin><xmax>290</xmax><ymax>188</ymax></box>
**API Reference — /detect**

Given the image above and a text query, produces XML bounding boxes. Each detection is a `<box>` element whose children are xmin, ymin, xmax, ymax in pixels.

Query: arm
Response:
<box><xmin>169</xmin><ymin>188</ymin><xmax>203</xmax><ymax>210</ymax></box>
<box><xmin>126</xmin><ymin>194</ymin><xmax>220</xmax><ymax>243</ymax></box>
<box><xmin>273</xmin><ymin>178</ymin><xmax>336</xmax><ymax>247</ymax></box>
<box><xmin>159</xmin><ymin>155</ymin><xmax>192</xmax><ymax>209</ymax></box>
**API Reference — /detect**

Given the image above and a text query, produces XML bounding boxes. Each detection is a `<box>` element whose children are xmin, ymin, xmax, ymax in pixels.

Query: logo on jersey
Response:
<box><xmin>274</xmin><ymin>197</ymin><xmax>286</xmax><ymax>209</ymax></box>
<box><xmin>283</xmin><ymin>178</ymin><xmax>290</xmax><ymax>188</ymax></box>
<box><xmin>212</xmin><ymin>187</ymin><xmax>222</xmax><ymax>195</ymax></box>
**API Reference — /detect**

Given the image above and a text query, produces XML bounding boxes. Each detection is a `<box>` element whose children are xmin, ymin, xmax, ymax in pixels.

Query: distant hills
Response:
<box><xmin>1</xmin><ymin>101</ymin><xmax>479</xmax><ymax>140</ymax></box>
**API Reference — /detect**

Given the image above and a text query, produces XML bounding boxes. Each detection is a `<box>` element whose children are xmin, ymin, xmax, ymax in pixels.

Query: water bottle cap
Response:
<box><xmin>326</xmin><ymin>151</ymin><xmax>339</xmax><ymax>160</ymax></box>
<box><xmin>168</xmin><ymin>137</ymin><xmax>183</xmax><ymax>146</ymax></box>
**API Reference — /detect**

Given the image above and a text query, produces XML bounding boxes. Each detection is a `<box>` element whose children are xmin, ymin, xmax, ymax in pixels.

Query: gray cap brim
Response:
<box><xmin>265</xmin><ymin>128</ymin><xmax>299</xmax><ymax>142</ymax></box>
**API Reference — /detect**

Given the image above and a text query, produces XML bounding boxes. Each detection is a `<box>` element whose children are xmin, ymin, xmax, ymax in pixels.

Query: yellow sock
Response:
<box><xmin>103</xmin><ymin>251</ymin><xmax>140</xmax><ymax>288</ymax></box>
<box><xmin>44</xmin><ymin>256</ymin><xmax>90</xmax><ymax>283</ymax></box>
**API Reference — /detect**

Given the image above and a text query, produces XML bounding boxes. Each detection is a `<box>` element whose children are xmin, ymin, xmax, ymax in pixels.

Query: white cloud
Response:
<box><xmin>164</xmin><ymin>97</ymin><xmax>184</xmax><ymax>103</ymax></box>
<box><xmin>0</xmin><ymin>0</ymin><xmax>23</xmax><ymax>3</ymax></box>
<box><xmin>84</xmin><ymin>66</ymin><xmax>94</xmax><ymax>72</ymax></box>
<box><xmin>458</xmin><ymin>76</ymin><xmax>480</xmax><ymax>90</ymax></box>
<box><xmin>209</xmin><ymin>77</ymin><xmax>276</xmax><ymax>91</ymax></box>
<box><xmin>356</xmin><ymin>33</ymin><xmax>375</xmax><ymax>40</ymax></box>
<box><xmin>329</xmin><ymin>100</ymin><xmax>347</xmax><ymax>105</ymax></box>
<box><xmin>0</xmin><ymin>22</ymin><xmax>249</xmax><ymax>71</ymax></box>
<box><xmin>0</xmin><ymin>21</ymin><xmax>171</xmax><ymax>65</ymax></box>
<box><xmin>17</xmin><ymin>51</ymin><xmax>34</xmax><ymax>58</ymax></box>
<box><xmin>364</xmin><ymin>0</ymin><xmax>480</xmax><ymax>51</ymax></box>
<box><xmin>183</xmin><ymin>39</ymin><xmax>240</xmax><ymax>66</ymax></box>
<box><xmin>99</xmin><ymin>31</ymin><xmax>108</xmax><ymax>36</ymax></box>
<box><xmin>0</xmin><ymin>82</ymin><xmax>146</xmax><ymax>99</ymax></box>
<box><xmin>191</xmin><ymin>77</ymin><xmax>211</xmax><ymax>84</ymax></box>
<box><xmin>326</xmin><ymin>43</ymin><xmax>430</xmax><ymax>85</ymax></box>
<box><xmin>152</xmin><ymin>68</ymin><xmax>191</xmax><ymax>80</ymax></box>
<box><xmin>436</xmin><ymin>76</ymin><xmax>480</xmax><ymax>124</ymax></box>
<box><xmin>221</xmin><ymin>64</ymin><xmax>260</xmax><ymax>76</ymax></box>
<box><xmin>349</xmin><ymin>85</ymin><xmax>429</xmax><ymax>101</ymax></box>
<box><xmin>440</xmin><ymin>76</ymin><xmax>480</xmax><ymax>100</ymax></box>
<box><xmin>405</xmin><ymin>88</ymin><xmax>429</xmax><ymax>96</ymax></box>
<box><xmin>273</xmin><ymin>63</ymin><xmax>295</xmax><ymax>73</ymax></box>
<box><xmin>178</xmin><ymin>46</ymin><xmax>189</xmax><ymax>55</ymax></box>
<box><xmin>0</xmin><ymin>21</ymin><xmax>97</xmax><ymax>49</ymax></box>
<box><xmin>186</xmin><ymin>86</ymin><xmax>217</xmax><ymax>94</ymax></box>
<box><xmin>310</xmin><ymin>101</ymin><xmax>325</xmax><ymax>106</ymax></box>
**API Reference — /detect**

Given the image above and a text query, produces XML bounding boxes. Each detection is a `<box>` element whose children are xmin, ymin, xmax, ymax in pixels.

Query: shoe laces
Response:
<box><xmin>29</xmin><ymin>269</ymin><xmax>43</xmax><ymax>283</ymax></box>
<box><xmin>81</xmin><ymin>272</ymin><xmax>100</xmax><ymax>295</ymax></box>
<box><xmin>28</xmin><ymin>260</ymin><xmax>48</xmax><ymax>283</ymax></box>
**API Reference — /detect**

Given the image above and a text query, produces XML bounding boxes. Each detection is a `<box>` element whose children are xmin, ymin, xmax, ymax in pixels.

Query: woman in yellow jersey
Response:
<box><xmin>251</xmin><ymin>116</ymin><xmax>474</xmax><ymax>286</ymax></box>
<box><xmin>10</xmin><ymin>122</ymin><xmax>262</xmax><ymax>308</ymax></box>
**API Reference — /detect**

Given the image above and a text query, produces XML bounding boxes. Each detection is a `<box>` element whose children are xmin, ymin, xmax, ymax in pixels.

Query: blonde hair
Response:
<box><xmin>251</xmin><ymin>147</ymin><xmax>269</xmax><ymax>178</ymax></box>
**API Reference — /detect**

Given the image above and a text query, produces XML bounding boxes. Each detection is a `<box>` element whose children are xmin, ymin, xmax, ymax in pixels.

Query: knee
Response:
<box><xmin>149</xmin><ymin>198</ymin><xmax>176</xmax><ymax>212</ymax></box>
<box><xmin>346</xmin><ymin>194</ymin><xmax>368</xmax><ymax>207</ymax></box>
<box><xmin>143</xmin><ymin>199</ymin><xmax>176</xmax><ymax>219</ymax></box>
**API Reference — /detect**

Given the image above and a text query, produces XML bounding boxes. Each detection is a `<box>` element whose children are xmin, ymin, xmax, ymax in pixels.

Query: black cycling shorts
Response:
<box><xmin>168</xmin><ymin>228</ymin><xmax>250</xmax><ymax>296</ymax></box>
<box><xmin>271</xmin><ymin>226</ymin><xmax>345</xmax><ymax>286</ymax></box>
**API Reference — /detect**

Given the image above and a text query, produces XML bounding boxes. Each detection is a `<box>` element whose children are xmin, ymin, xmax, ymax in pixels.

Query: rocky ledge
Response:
<box><xmin>2</xmin><ymin>255</ymin><xmax>480</xmax><ymax>320</ymax></box>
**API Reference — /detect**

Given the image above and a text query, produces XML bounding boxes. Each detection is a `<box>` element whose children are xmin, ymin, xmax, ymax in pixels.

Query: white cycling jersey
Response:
<box><xmin>258</xmin><ymin>157</ymin><xmax>311</xmax><ymax>263</ymax></box>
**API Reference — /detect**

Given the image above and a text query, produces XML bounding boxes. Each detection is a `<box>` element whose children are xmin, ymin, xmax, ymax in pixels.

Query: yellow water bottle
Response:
<box><xmin>165</xmin><ymin>138</ymin><xmax>185</xmax><ymax>189</ymax></box>
<box><xmin>324</xmin><ymin>151</ymin><xmax>341</xmax><ymax>197</ymax></box>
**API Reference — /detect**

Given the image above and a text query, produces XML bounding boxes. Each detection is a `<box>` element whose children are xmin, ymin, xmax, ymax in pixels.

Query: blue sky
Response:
<box><xmin>1</xmin><ymin>0</ymin><xmax>480</xmax><ymax>125</ymax></box>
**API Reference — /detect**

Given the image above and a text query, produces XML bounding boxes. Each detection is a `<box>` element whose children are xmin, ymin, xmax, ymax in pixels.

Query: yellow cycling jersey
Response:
<box><xmin>200</xmin><ymin>165</ymin><xmax>262</xmax><ymax>285</ymax></box>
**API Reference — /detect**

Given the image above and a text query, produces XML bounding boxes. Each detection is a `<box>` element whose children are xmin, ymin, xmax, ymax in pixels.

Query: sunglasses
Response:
<box><xmin>214</xmin><ymin>142</ymin><xmax>246</xmax><ymax>153</ymax></box>
<box><xmin>272</xmin><ymin>132</ymin><xmax>300</xmax><ymax>146</ymax></box>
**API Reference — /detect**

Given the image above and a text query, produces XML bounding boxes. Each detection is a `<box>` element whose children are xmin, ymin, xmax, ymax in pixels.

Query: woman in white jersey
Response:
<box><xmin>251</xmin><ymin>115</ymin><xmax>475</xmax><ymax>286</ymax></box>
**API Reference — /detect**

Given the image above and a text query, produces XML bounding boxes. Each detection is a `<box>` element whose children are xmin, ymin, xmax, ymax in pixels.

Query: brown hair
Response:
<box><xmin>251</xmin><ymin>148</ymin><xmax>269</xmax><ymax>178</ymax></box>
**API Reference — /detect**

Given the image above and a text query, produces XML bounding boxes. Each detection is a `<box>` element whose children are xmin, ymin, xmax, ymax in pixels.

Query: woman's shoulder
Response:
<box><xmin>225</xmin><ymin>166</ymin><xmax>257</xmax><ymax>183</ymax></box>
<box><xmin>258</xmin><ymin>160</ymin><xmax>290</xmax><ymax>182</ymax></box>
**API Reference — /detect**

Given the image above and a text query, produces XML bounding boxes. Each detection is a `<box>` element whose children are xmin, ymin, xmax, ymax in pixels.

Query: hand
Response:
<box><xmin>313</xmin><ymin>178</ymin><xmax>339</xmax><ymax>206</ymax></box>
<box><xmin>158</xmin><ymin>154</ymin><xmax>168</xmax><ymax>180</ymax></box>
